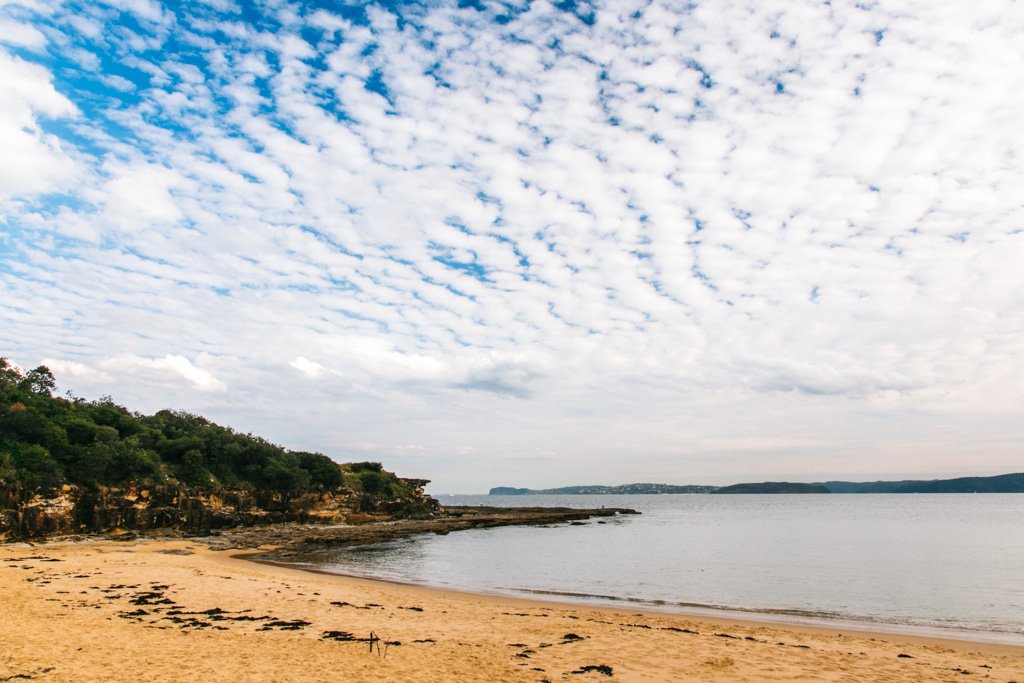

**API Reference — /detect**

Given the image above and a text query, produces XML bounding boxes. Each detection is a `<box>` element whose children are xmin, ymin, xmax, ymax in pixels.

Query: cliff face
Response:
<box><xmin>0</xmin><ymin>480</ymin><xmax>439</xmax><ymax>541</ymax></box>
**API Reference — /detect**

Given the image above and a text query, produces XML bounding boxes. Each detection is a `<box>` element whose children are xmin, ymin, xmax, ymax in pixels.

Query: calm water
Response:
<box><xmin>284</xmin><ymin>494</ymin><xmax>1024</xmax><ymax>643</ymax></box>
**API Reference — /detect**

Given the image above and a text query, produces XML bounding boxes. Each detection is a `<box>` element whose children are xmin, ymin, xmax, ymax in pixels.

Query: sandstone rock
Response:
<box><xmin>0</xmin><ymin>478</ymin><xmax>439</xmax><ymax>541</ymax></box>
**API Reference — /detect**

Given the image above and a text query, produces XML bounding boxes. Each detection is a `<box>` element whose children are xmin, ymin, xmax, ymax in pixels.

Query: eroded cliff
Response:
<box><xmin>0</xmin><ymin>478</ymin><xmax>439</xmax><ymax>541</ymax></box>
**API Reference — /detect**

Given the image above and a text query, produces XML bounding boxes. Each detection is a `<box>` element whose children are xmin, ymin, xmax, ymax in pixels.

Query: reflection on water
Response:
<box><xmin>285</xmin><ymin>494</ymin><xmax>1024</xmax><ymax>643</ymax></box>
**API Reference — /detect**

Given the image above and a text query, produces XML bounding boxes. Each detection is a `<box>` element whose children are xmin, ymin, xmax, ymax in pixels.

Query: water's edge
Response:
<box><xmin>258</xmin><ymin>551</ymin><xmax>1024</xmax><ymax>648</ymax></box>
<box><xmin>258</xmin><ymin>494</ymin><xmax>1024</xmax><ymax>647</ymax></box>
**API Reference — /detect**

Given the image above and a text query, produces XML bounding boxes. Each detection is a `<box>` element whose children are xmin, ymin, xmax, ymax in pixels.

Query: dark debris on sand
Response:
<box><xmin>571</xmin><ymin>665</ymin><xmax>614</xmax><ymax>676</ymax></box>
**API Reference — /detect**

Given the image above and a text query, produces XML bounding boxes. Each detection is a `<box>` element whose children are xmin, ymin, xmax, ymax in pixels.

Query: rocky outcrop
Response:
<box><xmin>220</xmin><ymin>505</ymin><xmax>641</xmax><ymax>554</ymax></box>
<box><xmin>0</xmin><ymin>479</ymin><xmax>439</xmax><ymax>541</ymax></box>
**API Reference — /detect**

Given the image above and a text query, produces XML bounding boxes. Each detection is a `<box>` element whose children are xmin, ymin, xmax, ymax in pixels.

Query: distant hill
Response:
<box><xmin>712</xmin><ymin>482</ymin><xmax>830</xmax><ymax>494</ymax></box>
<box><xmin>488</xmin><ymin>483</ymin><xmax>718</xmax><ymax>495</ymax></box>
<box><xmin>819</xmin><ymin>480</ymin><xmax>921</xmax><ymax>493</ymax></box>
<box><xmin>490</xmin><ymin>473</ymin><xmax>1024</xmax><ymax>496</ymax></box>
<box><xmin>822</xmin><ymin>473</ymin><xmax>1024</xmax><ymax>493</ymax></box>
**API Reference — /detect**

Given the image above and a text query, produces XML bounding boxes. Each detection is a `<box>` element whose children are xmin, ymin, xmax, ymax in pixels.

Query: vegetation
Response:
<box><xmin>0</xmin><ymin>358</ymin><xmax>388</xmax><ymax>494</ymax></box>
<box><xmin>823</xmin><ymin>473</ymin><xmax>1024</xmax><ymax>493</ymax></box>
<box><xmin>494</xmin><ymin>476</ymin><xmax>1024</xmax><ymax>496</ymax></box>
<box><xmin>711</xmin><ymin>482</ymin><xmax>830</xmax><ymax>494</ymax></box>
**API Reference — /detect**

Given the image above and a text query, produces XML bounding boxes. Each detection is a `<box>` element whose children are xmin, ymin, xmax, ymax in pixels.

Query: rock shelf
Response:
<box><xmin>206</xmin><ymin>505</ymin><xmax>640</xmax><ymax>554</ymax></box>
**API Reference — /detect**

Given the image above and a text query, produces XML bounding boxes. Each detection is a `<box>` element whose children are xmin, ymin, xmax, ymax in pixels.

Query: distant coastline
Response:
<box><xmin>489</xmin><ymin>483</ymin><xmax>717</xmax><ymax>495</ymax></box>
<box><xmin>489</xmin><ymin>472</ymin><xmax>1024</xmax><ymax>495</ymax></box>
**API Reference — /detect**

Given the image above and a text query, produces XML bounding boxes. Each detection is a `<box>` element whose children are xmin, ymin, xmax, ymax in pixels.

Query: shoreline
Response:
<box><xmin>3</xmin><ymin>537</ymin><xmax>1023</xmax><ymax>682</ymax></box>
<box><xmin>244</xmin><ymin>553</ymin><xmax>1024</xmax><ymax>655</ymax></box>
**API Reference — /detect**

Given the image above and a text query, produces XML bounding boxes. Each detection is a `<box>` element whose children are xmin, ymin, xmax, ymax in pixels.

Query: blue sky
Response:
<box><xmin>2</xmin><ymin>0</ymin><xmax>1022</xmax><ymax>492</ymax></box>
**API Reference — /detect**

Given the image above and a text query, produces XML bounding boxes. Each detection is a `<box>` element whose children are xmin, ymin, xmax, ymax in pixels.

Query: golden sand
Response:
<box><xmin>2</xmin><ymin>539</ymin><xmax>1021</xmax><ymax>682</ymax></box>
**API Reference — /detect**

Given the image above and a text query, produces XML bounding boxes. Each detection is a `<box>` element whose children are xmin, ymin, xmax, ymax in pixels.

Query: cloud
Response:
<box><xmin>0</xmin><ymin>17</ymin><xmax>46</xmax><ymax>50</ymax></box>
<box><xmin>103</xmin><ymin>355</ymin><xmax>227</xmax><ymax>393</ymax></box>
<box><xmin>289</xmin><ymin>356</ymin><xmax>326</xmax><ymax>378</ymax></box>
<box><xmin>2</xmin><ymin>0</ymin><xmax>1023</xmax><ymax>489</ymax></box>
<box><xmin>0</xmin><ymin>48</ymin><xmax>80</xmax><ymax>201</ymax></box>
<box><xmin>40</xmin><ymin>358</ymin><xmax>112</xmax><ymax>386</ymax></box>
<box><xmin>287</xmin><ymin>355</ymin><xmax>349</xmax><ymax>382</ymax></box>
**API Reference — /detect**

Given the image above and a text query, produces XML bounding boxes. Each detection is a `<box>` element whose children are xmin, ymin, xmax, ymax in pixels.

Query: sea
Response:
<box><xmin>281</xmin><ymin>494</ymin><xmax>1024</xmax><ymax>644</ymax></box>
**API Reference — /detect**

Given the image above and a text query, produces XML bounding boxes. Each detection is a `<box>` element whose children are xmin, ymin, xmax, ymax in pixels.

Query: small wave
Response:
<box><xmin>508</xmin><ymin>587</ymin><xmax>841</xmax><ymax>618</ymax></box>
<box><xmin>270</xmin><ymin>556</ymin><xmax>1023</xmax><ymax>644</ymax></box>
<box><xmin>505</xmin><ymin>587</ymin><xmax>1024</xmax><ymax>639</ymax></box>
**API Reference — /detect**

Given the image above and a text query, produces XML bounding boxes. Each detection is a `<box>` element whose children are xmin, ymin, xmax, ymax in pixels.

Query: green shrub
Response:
<box><xmin>357</xmin><ymin>469</ymin><xmax>392</xmax><ymax>495</ymax></box>
<box><xmin>11</xmin><ymin>443</ymin><xmax>61</xmax><ymax>489</ymax></box>
<box><xmin>296</xmin><ymin>451</ymin><xmax>342</xmax><ymax>488</ymax></box>
<box><xmin>178</xmin><ymin>450</ymin><xmax>214</xmax><ymax>487</ymax></box>
<box><xmin>349</xmin><ymin>461</ymin><xmax>383</xmax><ymax>473</ymax></box>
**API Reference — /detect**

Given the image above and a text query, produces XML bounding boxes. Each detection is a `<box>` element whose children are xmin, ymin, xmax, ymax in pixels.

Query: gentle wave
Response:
<box><xmin>277</xmin><ymin>557</ymin><xmax>1024</xmax><ymax>644</ymax></box>
<box><xmin>503</xmin><ymin>586</ymin><xmax>1023</xmax><ymax>637</ymax></box>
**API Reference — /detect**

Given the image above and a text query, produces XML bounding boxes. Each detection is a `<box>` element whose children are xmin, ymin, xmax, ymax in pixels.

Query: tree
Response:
<box><xmin>107</xmin><ymin>441</ymin><xmax>162</xmax><ymax>483</ymax></box>
<box><xmin>10</xmin><ymin>443</ymin><xmax>61</xmax><ymax>489</ymax></box>
<box><xmin>66</xmin><ymin>442</ymin><xmax>113</xmax><ymax>485</ymax></box>
<box><xmin>261</xmin><ymin>457</ymin><xmax>311</xmax><ymax>491</ymax></box>
<box><xmin>0</xmin><ymin>360</ymin><xmax>406</xmax><ymax>496</ymax></box>
<box><xmin>0</xmin><ymin>451</ymin><xmax>15</xmax><ymax>483</ymax></box>
<box><xmin>20</xmin><ymin>366</ymin><xmax>56</xmax><ymax>396</ymax></box>
<box><xmin>0</xmin><ymin>357</ymin><xmax>22</xmax><ymax>386</ymax></box>
<box><xmin>178</xmin><ymin>449</ymin><xmax>213</xmax><ymax>487</ymax></box>
<box><xmin>296</xmin><ymin>451</ymin><xmax>342</xmax><ymax>488</ymax></box>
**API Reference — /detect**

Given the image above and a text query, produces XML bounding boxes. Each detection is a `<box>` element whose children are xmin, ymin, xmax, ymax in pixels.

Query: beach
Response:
<box><xmin>2</xmin><ymin>538</ymin><xmax>1022</xmax><ymax>682</ymax></box>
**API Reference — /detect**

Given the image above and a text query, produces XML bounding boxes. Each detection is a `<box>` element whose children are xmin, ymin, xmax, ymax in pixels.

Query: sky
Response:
<box><xmin>1</xmin><ymin>0</ymin><xmax>1022</xmax><ymax>493</ymax></box>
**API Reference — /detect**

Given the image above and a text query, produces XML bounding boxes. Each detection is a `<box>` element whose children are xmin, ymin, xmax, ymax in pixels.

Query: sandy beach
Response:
<box><xmin>2</xmin><ymin>538</ymin><xmax>1022</xmax><ymax>682</ymax></box>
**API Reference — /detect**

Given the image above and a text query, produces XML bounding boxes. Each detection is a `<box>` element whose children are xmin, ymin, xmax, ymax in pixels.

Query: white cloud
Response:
<box><xmin>289</xmin><ymin>356</ymin><xmax>327</xmax><ymax>378</ymax></box>
<box><xmin>40</xmin><ymin>358</ymin><xmax>112</xmax><ymax>385</ymax></box>
<box><xmin>102</xmin><ymin>355</ymin><xmax>227</xmax><ymax>393</ymax></box>
<box><xmin>290</xmin><ymin>356</ymin><xmax>350</xmax><ymax>382</ymax></box>
<box><xmin>2</xmin><ymin>0</ymin><xmax>1023</xmax><ymax>490</ymax></box>
<box><xmin>0</xmin><ymin>17</ymin><xmax>46</xmax><ymax>50</ymax></box>
<box><xmin>0</xmin><ymin>49</ymin><xmax>80</xmax><ymax>200</ymax></box>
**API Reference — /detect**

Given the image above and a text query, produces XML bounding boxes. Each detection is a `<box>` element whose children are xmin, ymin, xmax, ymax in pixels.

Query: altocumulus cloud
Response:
<box><xmin>1</xmin><ymin>0</ymin><xmax>1023</xmax><ymax>491</ymax></box>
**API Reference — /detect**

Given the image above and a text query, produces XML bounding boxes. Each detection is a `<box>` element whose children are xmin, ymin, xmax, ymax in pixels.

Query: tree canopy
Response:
<box><xmin>0</xmin><ymin>357</ymin><xmax>353</xmax><ymax>492</ymax></box>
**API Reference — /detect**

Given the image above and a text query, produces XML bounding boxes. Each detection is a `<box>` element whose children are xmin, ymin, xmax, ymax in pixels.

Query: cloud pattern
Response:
<box><xmin>1</xmin><ymin>0</ymin><xmax>1022</xmax><ymax>490</ymax></box>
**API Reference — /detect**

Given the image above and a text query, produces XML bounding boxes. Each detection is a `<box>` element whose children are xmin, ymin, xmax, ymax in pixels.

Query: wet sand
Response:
<box><xmin>2</xmin><ymin>538</ymin><xmax>1022</xmax><ymax>682</ymax></box>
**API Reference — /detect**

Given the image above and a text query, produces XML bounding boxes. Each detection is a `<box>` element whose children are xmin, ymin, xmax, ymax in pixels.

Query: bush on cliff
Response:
<box><xmin>0</xmin><ymin>357</ymin><xmax>359</xmax><ymax>494</ymax></box>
